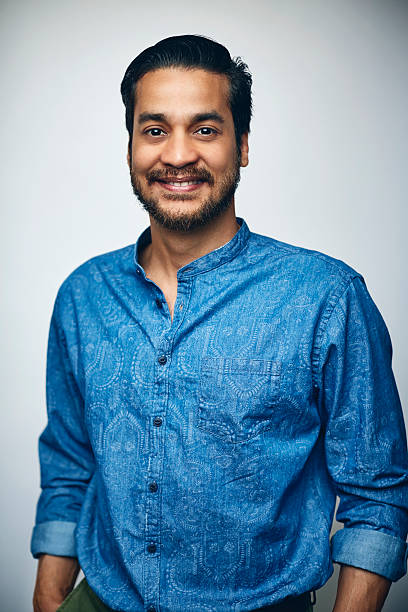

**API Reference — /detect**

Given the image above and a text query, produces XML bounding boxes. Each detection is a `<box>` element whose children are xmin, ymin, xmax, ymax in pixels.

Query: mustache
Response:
<box><xmin>146</xmin><ymin>167</ymin><xmax>214</xmax><ymax>185</ymax></box>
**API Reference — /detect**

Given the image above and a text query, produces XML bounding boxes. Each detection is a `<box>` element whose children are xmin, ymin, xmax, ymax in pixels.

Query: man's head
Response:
<box><xmin>120</xmin><ymin>35</ymin><xmax>252</xmax><ymax>232</ymax></box>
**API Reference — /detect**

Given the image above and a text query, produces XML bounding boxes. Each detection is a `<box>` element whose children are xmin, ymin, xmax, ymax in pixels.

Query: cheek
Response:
<box><xmin>131</xmin><ymin>143</ymin><xmax>157</xmax><ymax>173</ymax></box>
<box><xmin>202</xmin><ymin>142</ymin><xmax>236</xmax><ymax>173</ymax></box>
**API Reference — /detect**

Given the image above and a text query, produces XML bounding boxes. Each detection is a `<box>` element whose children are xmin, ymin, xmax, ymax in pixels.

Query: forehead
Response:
<box><xmin>134</xmin><ymin>68</ymin><xmax>231</xmax><ymax>118</ymax></box>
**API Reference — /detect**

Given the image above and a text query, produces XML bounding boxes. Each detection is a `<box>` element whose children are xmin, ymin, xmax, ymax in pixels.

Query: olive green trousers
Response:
<box><xmin>57</xmin><ymin>577</ymin><xmax>114</xmax><ymax>611</ymax></box>
<box><xmin>57</xmin><ymin>577</ymin><xmax>314</xmax><ymax>611</ymax></box>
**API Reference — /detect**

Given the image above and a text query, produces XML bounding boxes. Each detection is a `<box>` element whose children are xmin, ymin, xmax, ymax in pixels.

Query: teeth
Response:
<box><xmin>166</xmin><ymin>181</ymin><xmax>201</xmax><ymax>186</ymax></box>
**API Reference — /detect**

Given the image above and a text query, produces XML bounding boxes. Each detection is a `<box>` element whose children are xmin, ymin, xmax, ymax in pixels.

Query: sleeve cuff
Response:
<box><xmin>30</xmin><ymin>521</ymin><xmax>78</xmax><ymax>559</ymax></box>
<box><xmin>331</xmin><ymin>527</ymin><xmax>408</xmax><ymax>582</ymax></box>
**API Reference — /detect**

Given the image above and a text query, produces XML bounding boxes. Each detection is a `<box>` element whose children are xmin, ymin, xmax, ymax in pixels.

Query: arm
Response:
<box><xmin>33</xmin><ymin>554</ymin><xmax>80</xmax><ymax>612</ymax></box>
<box><xmin>315</xmin><ymin>275</ymin><xmax>408</xmax><ymax>602</ymax></box>
<box><xmin>333</xmin><ymin>565</ymin><xmax>391</xmax><ymax>612</ymax></box>
<box><xmin>31</xmin><ymin>289</ymin><xmax>94</xmax><ymax>608</ymax></box>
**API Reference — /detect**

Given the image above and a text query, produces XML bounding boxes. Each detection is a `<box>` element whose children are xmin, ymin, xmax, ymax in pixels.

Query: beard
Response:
<box><xmin>130</xmin><ymin>154</ymin><xmax>241</xmax><ymax>233</ymax></box>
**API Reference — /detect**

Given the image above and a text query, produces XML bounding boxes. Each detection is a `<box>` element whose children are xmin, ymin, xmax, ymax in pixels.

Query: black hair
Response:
<box><xmin>120</xmin><ymin>34</ymin><xmax>252</xmax><ymax>152</ymax></box>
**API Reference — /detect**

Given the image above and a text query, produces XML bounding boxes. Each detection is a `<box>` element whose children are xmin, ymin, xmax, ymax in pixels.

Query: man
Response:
<box><xmin>31</xmin><ymin>35</ymin><xmax>408</xmax><ymax>612</ymax></box>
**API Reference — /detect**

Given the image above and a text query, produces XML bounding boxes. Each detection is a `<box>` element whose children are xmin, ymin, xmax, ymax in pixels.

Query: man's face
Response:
<box><xmin>128</xmin><ymin>67</ymin><xmax>248</xmax><ymax>232</ymax></box>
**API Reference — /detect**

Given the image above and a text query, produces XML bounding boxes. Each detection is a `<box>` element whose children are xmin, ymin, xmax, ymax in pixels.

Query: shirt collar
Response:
<box><xmin>133</xmin><ymin>217</ymin><xmax>250</xmax><ymax>279</ymax></box>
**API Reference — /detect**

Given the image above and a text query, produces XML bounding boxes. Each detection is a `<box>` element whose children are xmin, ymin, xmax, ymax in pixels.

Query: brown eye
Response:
<box><xmin>146</xmin><ymin>128</ymin><xmax>165</xmax><ymax>137</ymax></box>
<box><xmin>196</xmin><ymin>127</ymin><xmax>217</xmax><ymax>136</ymax></box>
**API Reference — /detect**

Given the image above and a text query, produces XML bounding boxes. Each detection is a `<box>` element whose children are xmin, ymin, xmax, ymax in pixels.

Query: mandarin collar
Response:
<box><xmin>133</xmin><ymin>217</ymin><xmax>250</xmax><ymax>279</ymax></box>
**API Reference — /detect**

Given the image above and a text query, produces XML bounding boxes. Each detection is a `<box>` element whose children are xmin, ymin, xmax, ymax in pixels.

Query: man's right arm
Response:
<box><xmin>31</xmin><ymin>287</ymin><xmax>95</xmax><ymax>609</ymax></box>
<box><xmin>33</xmin><ymin>554</ymin><xmax>80</xmax><ymax>612</ymax></box>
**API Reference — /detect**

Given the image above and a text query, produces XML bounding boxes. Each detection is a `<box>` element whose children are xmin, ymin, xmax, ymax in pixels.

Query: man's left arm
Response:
<box><xmin>333</xmin><ymin>565</ymin><xmax>391</xmax><ymax>612</ymax></box>
<box><xmin>315</xmin><ymin>275</ymin><xmax>408</xmax><ymax>610</ymax></box>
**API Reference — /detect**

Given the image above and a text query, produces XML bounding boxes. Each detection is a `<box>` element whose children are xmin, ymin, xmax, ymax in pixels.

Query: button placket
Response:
<box><xmin>144</xmin><ymin>278</ymin><xmax>192</xmax><ymax>607</ymax></box>
<box><xmin>144</xmin><ymin>338</ymin><xmax>170</xmax><ymax>604</ymax></box>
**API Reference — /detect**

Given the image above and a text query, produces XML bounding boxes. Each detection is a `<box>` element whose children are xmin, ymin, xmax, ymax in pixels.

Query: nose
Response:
<box><xmin>159</xmin><ymin>131</ymin><xmax>199</xmax><ymax>167</ymax></box>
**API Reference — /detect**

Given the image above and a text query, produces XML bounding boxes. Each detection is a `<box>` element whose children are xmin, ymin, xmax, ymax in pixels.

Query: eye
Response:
<box><xmin>195</xmin><ymin>127</ymin><xmax>217</xmax><ymax>136</ymax></box>
<box><xmin>145</xmin><ymin>128</ymin><xmax>166</xmax><ymax>137</ymax></box>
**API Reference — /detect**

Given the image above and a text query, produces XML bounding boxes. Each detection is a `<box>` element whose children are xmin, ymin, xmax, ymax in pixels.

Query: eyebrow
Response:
<box><xmin>137</xmin><ymin>111</ymin><xmax>225</xmax><ymax>126</ymax></box>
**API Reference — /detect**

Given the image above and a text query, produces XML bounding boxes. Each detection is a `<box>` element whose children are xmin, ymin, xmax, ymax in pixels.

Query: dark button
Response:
<box><xmin>147</xmin><ymin>543</ymin><xmax>157</xmax><ymax>554</ymax></box>
<box><xmin>149</xmin><ymin>481</ymin><xmax>158</xmax><ymax>493</ymax></box>
<box><xmin>136</xmin><ymin>268</ymin><xmax>141</xmax><ymax>274</ymax></box>
<box><xmin>147</xmin><ymin>607</ymin><xmax>156</xmax><ymax>612</ymax></box>
<box><xmin>158</xmin><ymin>355</ymin><xmax>167</xmax><ymax>365</ymax></box>
<box><xmin>155</xmin><ymin>298</ymin><xmax>163</xmax><ymax>308</ymax></box>
<box><xmin>153</xmin><ymin>417</ymin><xmax>163</xmax><ymax>427</ymax></box>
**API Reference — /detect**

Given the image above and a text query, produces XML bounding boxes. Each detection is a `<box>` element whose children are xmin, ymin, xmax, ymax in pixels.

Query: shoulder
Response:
<box><xmin>247</xmin><ymin>229</ymin><xmax>363</xmax><ymax>292</ymax></box>
<box><xmin>55</xmin><ymin>243</ymin><xmax>135</xmax><ymax>307</ymax></box>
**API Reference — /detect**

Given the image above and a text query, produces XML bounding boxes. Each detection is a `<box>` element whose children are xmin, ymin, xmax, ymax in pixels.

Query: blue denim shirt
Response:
<box><xmin>31</xmin><ymin>217</ymin><xmax>408</xmax><ymax>611</ymax></box>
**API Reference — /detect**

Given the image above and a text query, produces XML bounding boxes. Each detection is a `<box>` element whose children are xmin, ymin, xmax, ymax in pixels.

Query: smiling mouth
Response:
<box><xmin>155</xmin><ymin>178</ymin><xmax>206</xmax><ymax>192</ymax></box>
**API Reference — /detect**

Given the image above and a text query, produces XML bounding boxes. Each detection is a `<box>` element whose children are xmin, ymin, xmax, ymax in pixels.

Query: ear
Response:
<box><xmin>240</xmin><ymin>133</ymin><xmax>249</xmax><ymax>167</ymax></box>
<box><xmin>127</xmin><ymin>141</ymin><xmax>131</xmax><ymax>168</ymax></box>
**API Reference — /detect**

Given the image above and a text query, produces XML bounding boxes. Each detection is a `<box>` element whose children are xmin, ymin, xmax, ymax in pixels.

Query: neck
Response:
<box><xmin>140</xmin><ymin>204</ymin><xmax>240</xmax><ymax>280</ymax></box>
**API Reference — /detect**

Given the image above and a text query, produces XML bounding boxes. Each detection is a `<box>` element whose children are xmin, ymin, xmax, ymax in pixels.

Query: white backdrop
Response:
<box><xmin>1</xmin><ymin>1</ymin><xmax>407</xmax><ymax>610</ymax></box>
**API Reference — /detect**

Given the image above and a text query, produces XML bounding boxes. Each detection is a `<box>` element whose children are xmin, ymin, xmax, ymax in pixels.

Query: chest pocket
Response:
<box><xmin>198</xmin><ymin>356</ymin><xmax>281</xmax><ymax>444</ymax></box>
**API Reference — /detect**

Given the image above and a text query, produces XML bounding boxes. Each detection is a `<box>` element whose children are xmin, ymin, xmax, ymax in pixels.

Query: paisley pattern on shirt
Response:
<box><xmin>31</xmin><ymin>218</ymin><xmax>408</xmax><ymax>611</ymax></box>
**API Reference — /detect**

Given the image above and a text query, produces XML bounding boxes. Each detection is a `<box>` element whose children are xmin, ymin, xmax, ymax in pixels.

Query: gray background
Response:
<box><xmin>1</xmin><ymin>0</ymin><xmax>407</xmax><ymax>610</ymax></box>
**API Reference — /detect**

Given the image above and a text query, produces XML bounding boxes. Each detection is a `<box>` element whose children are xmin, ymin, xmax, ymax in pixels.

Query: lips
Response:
<box><xmin>157</xmin><ymin>177</ymin><xmax>204</xmax><ymax>185</ymax></box>
<box><xmin>156</xmin><ymin>178</ymin><xmax>205</xmax><ymax>192</ymax></box>
<box><xmin>147</xmin><ymin>169</ymin><xmax>213</xmax><ymax>193</ymax></box>
<box><xmin>165</xmin><ymin>181</ymin><xmax>201</xmax><ymax>186</ymax></box>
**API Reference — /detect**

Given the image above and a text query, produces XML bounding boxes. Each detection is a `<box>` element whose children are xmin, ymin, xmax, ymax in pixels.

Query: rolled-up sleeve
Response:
<box><xmin>316</xmin><ymin>274</ymin><xmax>408</xmax><ymax>581</ymax></box>
<box><xmin>30</xmin><ymin>288</ymin><xmax>94</xmax><ymax>559</ymax></box>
